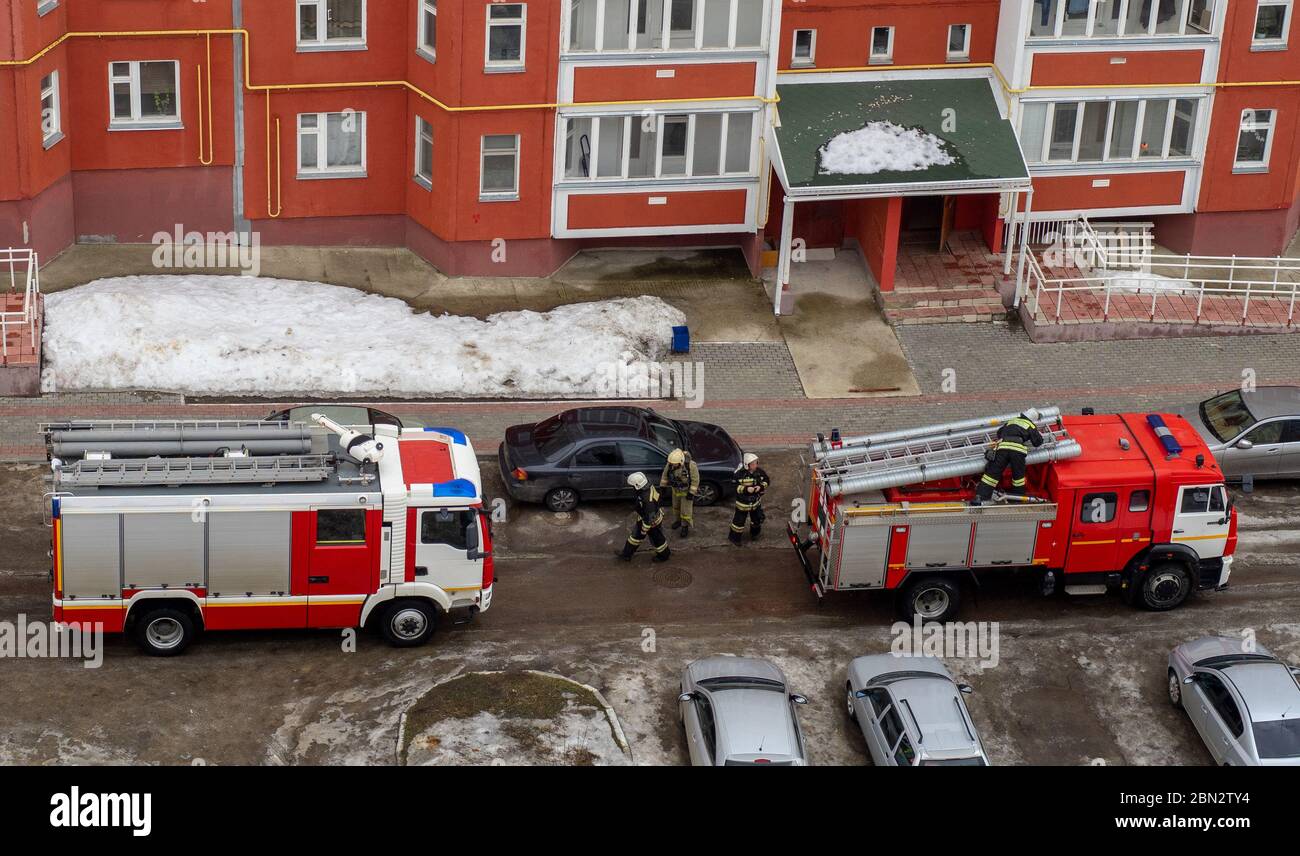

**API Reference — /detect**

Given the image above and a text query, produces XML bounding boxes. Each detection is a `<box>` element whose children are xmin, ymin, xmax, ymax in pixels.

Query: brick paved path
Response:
<box><xmin>5</xmin><ymin>324</ymin><xmax>1299</xmax><ymax>460</ymax></box>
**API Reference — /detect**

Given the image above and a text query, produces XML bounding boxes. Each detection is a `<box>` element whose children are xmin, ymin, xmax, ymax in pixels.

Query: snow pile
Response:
<box><xmin>1100</xmin><ymin>271</ymin><xmax>1196</xmax><ymax>296</ymax></box>
<box><xmin>40</xmin><ymin>276</ymin><xmax>686</xmax><ymax>397</ymax></box>
<box><xmin>818</xmin><ymin>121</ymin><xmax>956</xmax><ymax>175</ymax></box>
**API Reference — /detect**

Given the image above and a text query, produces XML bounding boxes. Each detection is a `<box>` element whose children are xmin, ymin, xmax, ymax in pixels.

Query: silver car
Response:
<box><xmin>678</xmin><ymin>657</ymin><xmax>809</xmax><ymax>766</ymax></box>
<box><xmin>1168</xmin><ymin>636</ymin><xmax>1300</xmax><ymax>766</ymax></box>
<box><xmin>845</xmin><ymin>654</ymin><xmax>990</xmax><ymax>766</ymax></box>
<box><xmin>1177</xmin><ymin>387</ymin><xmax>1300</xmax><ymax>480</ymax></box>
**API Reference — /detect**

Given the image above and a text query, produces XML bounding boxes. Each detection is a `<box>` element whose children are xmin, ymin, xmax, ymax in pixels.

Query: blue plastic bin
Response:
<box><xmin>671</xmin><ymin>325</ymin><xmax>690</xmax><ymax>354</ymax></box>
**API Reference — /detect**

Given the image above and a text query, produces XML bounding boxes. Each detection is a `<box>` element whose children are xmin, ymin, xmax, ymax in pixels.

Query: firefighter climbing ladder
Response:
<box><xmin>810</xmin><ymin>407</ymin><xmax>1084</xmax><ymax>498</ymax></box>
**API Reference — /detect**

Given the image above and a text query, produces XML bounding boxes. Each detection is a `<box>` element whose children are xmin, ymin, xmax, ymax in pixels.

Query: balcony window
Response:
<box><xmin>109</xmin><ymin>60</ymin><xmax>180</xmax><ymax>128</ymax></box>
<box><xmin>1029</xmin><ymin>0</ymin><xmax>1212</xmax><ymax>38</ymax></box>
<box><xmin>561</xmin><ymin>110</ymin><xmax>755</xmax><ymax>181</ymax></box>
<box><xmin>298</xmin><ymin>111</ymin><xmax>366</xmax><ymax>177</ymax></box>
<box><xmin>298</xmin><ymin>0</ymin><xmax>366</xmax><ymax>49</ymax></box>
<box><xmin>1020</xmin><ymin>96</ymin><xmax>1202</xmax><ymax>164</ymax></box>
<box><xmin>566</xmin><ymin>0</ymin><xmax>764</xmax><ymax>51</ymax></box>
<box><xmin>1253</xmin><ymin>1</ymin><xmax>1292</xmax><ymax>47</ymax></box>
<box><xmin>486</xmin><ymin>4</ymin><xmax>526</xmax><ymax>69</ymax></box>
<box><xmin>1235</xmin><ymin>109</ymin><xmax>1275</xmax><ymax>170</ymax></box>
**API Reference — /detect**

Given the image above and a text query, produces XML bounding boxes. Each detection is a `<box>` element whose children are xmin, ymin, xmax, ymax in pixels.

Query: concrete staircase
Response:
<box><xmin>882</xmin><ymin>278</ymin><xmax>1010</xmax><ymax>325</ymax></box>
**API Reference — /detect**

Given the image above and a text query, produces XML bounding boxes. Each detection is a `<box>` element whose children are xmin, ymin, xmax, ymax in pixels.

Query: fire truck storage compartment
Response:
<box><xmin>60</xmin><ymin>513</ymin><xmax>122</xmax><ymax>599</ymax></box>
<box><xmin>970</xmin><ymin>510</ymin><xmax>1052</xmax><ymax>566</ymax></box>
<box><xmin>208</xmin><ymin>511</ymin><xmax>291</xmax><ymax>596</ymax></box>
<box><xmin>833</xmin><ymin>519</ymin><xmax>891</xmax><ymax>588</ymax></box>
<box><xmin>905</xmin><ymin>520</ymin><xmax>973</xmax><ymax>569</ymax></box>
<box><xmin>123</xmin><ymin>512</ymin><xmax>206</xmax><ymax>589</ymax></box>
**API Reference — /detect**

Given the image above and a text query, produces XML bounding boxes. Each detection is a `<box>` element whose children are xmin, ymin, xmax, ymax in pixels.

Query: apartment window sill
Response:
<box><xmin>1250</xmin><ymin>42</ymin><xmax>1288</xmax><ymax>52</ymax></box>
<box><xmin>1232</xmin><ymin>164</ymin><xmax>1270</xmax><ymax>174</ymax></box>
<box><xmin>414</xmin><ymin>174</ymin><xmax>433</xmax><ymax>191</ymax></box>
<box><xmin>1028</xmin><ymin>158</ymin><xmax>1199</xmax><ymax>173</ymax></box>
<box><xmin>108</xmin><ymin>121</ymin><xmax>183</xmax><ymax>132</ymax></box>
<box><xmin>298</xmin><ymin>170</ymin><xmax>368</xmax><ymax>181</ymax></box>
<box><xmin>296</xmin><ymin>42</ymin><xmax>368</xmax><ymax>54</ymax></box>
<box><xmin>42</xmin><ymin>131</ymin><xmax>65</xmax><ymax>150</ymax></box>
<box><xmin>37</xmin><ymin>1</ymin><xmax>57</xmax><ymax>17</ymax></box>
<box><xmin>479</xmin><ymin>193</ymin><xmax>519</xmax><ymax>203</ymax></box>
<box><xmin>868</xmin><ymin>57</ymin><xmax>893</xmax><ymax>65</ymax></box>
<box><xmin>1025</xmin><ymin>34</ymin><xmax>1216</xmax><ymax>47</ymax></box>
<box><xmin>484</xmin><ymin>64</ymin><xmax>526</xmax><ymax>74</ymax></box>
<box><xmin>416</xmin><ymin>47</ymin><xmax>437</xmax><ymax>64</ymax></box>
<box><xmin>946</xmin><ymin>55</ymin><xmax>971</xmax><ymax>63</ymax></box>
<box><xmin>790</xmin><ymin>60</ymin><xmax>815</xmax><ymax>68</ymax></box>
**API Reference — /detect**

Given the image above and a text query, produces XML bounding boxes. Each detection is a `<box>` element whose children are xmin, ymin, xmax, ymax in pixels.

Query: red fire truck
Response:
<box><xmin>44</xmin><ymin>416</ymin><xmax>493</xmax><ymax>655</ymax></box>
<box><xmin>788</xmin><ymin>407</ymin><xmax>1237</xmax><ymax>622</ymax></box>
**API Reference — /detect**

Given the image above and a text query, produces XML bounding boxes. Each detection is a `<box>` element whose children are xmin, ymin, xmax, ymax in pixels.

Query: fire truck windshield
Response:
<box><xmin>1200</xmin><ymin>391</ymin><xmax>1258</xmax><ymax>442</ymax></box>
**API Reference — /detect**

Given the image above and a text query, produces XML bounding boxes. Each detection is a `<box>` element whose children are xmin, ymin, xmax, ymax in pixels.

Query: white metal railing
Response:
<box><xmin>0</xmin><ymin>248</ymin><xmax>41</xmax><ymax>361</ymax></box>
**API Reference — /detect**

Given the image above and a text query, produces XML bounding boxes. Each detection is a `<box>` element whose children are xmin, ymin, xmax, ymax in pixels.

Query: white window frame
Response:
<box><xmin>563</xmin><ymin>0</ymin><xmax>767</xmax><ymax>52</ymax></box>
<box><xmin>107</xmin><ymin>60</ymin><xmax>181</xmax><ymax>129</ymax></box>
<box><xmin>869</xmin><ymin>26</ymin><xmax>894</xmax><ymax>64</ymax></box>
<box><xmin>480</xmin><ymin>134</ymin><xmax>521</xmax><ymax>200</ymax></box>
<box><xmin>297</xmin><ymin>111</ymin><xmax>368</xmax><ymax>178</ymax></box>
<box><xmin>557</xmin><ymin>109</ymin><xmax>758</xmax><ymax>182</ymax></box>
<box><xmin>37</xmin><ymin>0</ymin><xmax>58</xmax><ymax>16</ymax></box>
<box><xmin>1028</xmin><ymin>0</ymin><xmax>1214</xmax><ymax>40</ymax></box>
<box><xmin>947</xmin><ymin>23</ymin><xmax>971</xmax><ymax>60</ymax></box>
<box><xmin>1234</xmin><ymin>108</ymin><xmax>1276</xmax><ymax>171</ymax></box>
<box><xmin>418</xmin><ymin>0</ymin><xmax>437</xmax><ymax>60</ymax></box>
<box><xmin>1019</xmin><ymin>96</ymin><xmax>1204</xmax><ymax>165</ymax></box>
<box><xmin>40</xmin><ymin>70</ymin><xmax>62</xmax><ymax>147</ymax></box>
<box><xmin>1252</xmin><ymin>0</ymin><xmax>1292</xmax><ymax>48</ymax></box>
<box><xmin>485</xmin><ymin>3</ymin><xmax>527</xmax><ymax>70</ymax></box>
<box><xmin>297</xmin><ymin>0</ymin><xmax>368</xmax><ymax>51</ymax></box>
<box><xmin>415</xmin><ymin>116</ymin><xmax>434</xmax><ymax>188</ymax></box>
<box><xmin>792</xmin><ymin>29</ymin><xmax>816</xmax><ymax>66</ymax></box>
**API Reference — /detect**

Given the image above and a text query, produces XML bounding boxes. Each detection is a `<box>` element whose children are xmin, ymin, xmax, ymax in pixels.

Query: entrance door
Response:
<box><xmin>1066</xmin><ymin>490</ymin><xmax>1122</xmax><ymax>572</ymax></box>
<box><xmin>1172</xmin><ymin>484</ymin><xmax>1231</xmax><ymax>560</ymax></box>
<box><xmin>413</xmin><ymin>507</ymin><xmax>483</xmax><ymax>594</ymax></box>
<box><xmin>307</xmin><ymin>508</ymin><xmax>376</xmax><ymax>627</ymax></box>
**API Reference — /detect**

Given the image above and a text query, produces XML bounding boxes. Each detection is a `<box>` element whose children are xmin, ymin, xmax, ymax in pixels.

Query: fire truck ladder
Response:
<box><xmin>813</xmin><ymin>407</ymin><xmax>1084</xmax><ymax>498</ymax></box>
<box><xmin>54</xmin><ymin>453</ymin><xmax>336</xmax><ymax>488</ymax></box>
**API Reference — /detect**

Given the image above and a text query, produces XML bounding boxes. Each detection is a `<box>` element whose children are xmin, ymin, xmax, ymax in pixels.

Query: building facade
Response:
<box><xmin>1</xmin><ymin>0</ymin><xmax>1297</xmax><ymax>284</ymax></box>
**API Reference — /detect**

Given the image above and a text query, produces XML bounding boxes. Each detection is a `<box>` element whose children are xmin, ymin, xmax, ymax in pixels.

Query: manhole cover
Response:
<box><xmin>653</xmin><ymin>568</ymin><xmax>693</xmax><ymax>589</ymax></box>
<box><xmin>542</xmin><ymin>510</ymin><xmax>580</xmax><ymax>527</ymax></box>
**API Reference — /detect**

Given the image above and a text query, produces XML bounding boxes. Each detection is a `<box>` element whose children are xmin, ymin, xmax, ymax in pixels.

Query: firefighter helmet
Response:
<box><xmin>668</xmin><ymin>449</ymin><xmax>686</xmax><ymax>465</ymax></box>
<box><xmin>743</xmin><ymin>453</ymin><xmax>759</xmax><ymax>466</ymax></box>
<box><xmin>627</xmin><ymin>472</ymin><xmax>649</xmax><ymax>490</ymax></box>
<box><xmin>1024</xmin><ymin>408</ymin><xmax>1042</xmax><ymax>423</ymax></box>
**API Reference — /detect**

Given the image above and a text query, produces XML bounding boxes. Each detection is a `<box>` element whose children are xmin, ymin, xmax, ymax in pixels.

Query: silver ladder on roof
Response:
<box><xmin>54</xmin><ymin>453</ymin><xmax>335</xmax><ymax>488</ymax></box>
<box><xmin>811</xmin><ymin>407</ymin><xmax>1084</xmax><ymax>498</ymax></box>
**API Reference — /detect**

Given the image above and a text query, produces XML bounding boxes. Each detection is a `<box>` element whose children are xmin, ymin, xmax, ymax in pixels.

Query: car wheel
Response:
<box><xmin>898</xmin><ymin>577</ymin><xmax>961</xmax><ymax>623</ymax></box>
<box><xmin>379</xmin><ymin>600</ymin><xmax>437</xmax><ymax>648</ymax></box>
<box><xmin>1167</xmin><ymin>669</ymin><xmax>1183</xmax><ymax>709</ymax></box>
<box><xmin>1138</xmin><ymin>563</ymin><xmax>1192</xmax><ymax>611</ymax></box>
<box><xmin>544</xmin><ymin>487</ymin><xmax>580</xmax><ymax>513</ymax></box>
<box><xmin>694</xmin><ymin>481</ymin><xmax>721</xmax><ymax>507</ymax></box>
<box><xmin>133</xmin><ymin>607</ymin><xmax>196</xmax><ymax>657</ymax></box>
<box><xmin>845</xmin><ymin>682</ymin><xmax>858</xmax><ymax>722</ymax></box>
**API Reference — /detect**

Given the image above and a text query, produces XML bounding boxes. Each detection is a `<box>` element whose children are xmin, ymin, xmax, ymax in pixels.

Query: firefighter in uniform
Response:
<box><xmin>974</xmin><ymin>408</ymin><xmax>1044</xmax><ymax>505</ymax></box>
<box><xmin>660</xmin><ymin>448</ymin><xmax>699</xmax><ymax>538</ymax></box>
<box><xmin>617</xmin><ymin>472</ymin><xmax>671</xmax><ymax>562</ymax></box>
<box><xmin>730</xmin><ymin>452</ymin><xmax>770</xmax><ymax>545</ymax></box>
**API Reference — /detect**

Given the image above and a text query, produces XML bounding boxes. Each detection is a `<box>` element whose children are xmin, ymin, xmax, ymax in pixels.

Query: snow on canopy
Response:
<box><xmin>817</xmin><ymin>121</ymin><xmax>956</xmax><ymax>176</ymax></box>
<box><xmin>41</xmin><ymin>276</ymin><xmax>685</xmax><ymax>397</ymax></box>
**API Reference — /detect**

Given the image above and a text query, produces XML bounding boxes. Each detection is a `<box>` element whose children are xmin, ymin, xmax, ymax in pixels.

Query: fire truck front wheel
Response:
<box><xmin>378</xmin><ymin>599</ymin><xmax>438</xmax><ymax>647</ymax></box>
<box><xmin>133</xmin><ymin>607</ymin><xmax>197</xmax><ymax>657</ymax></box>
<box><xmin>1136</xmin><ymin>563</ymin><xmax>1193</xmax><ymax>611</ymax></box>
<box><xmin>898</xmin><ymin>577</ymin><xmax>961</xmax><ymax>623</ymax></box>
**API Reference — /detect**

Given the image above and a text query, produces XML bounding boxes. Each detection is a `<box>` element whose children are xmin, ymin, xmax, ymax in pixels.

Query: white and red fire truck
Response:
<box><xmin>44</xmin><ymin>416</ymin><xmax>493</xmax><ymax>655</ymax></box>
<box><xmin>789</xmin><ymin>407</ymin><xmax>1237</xmax><ymax>621</ymax></box>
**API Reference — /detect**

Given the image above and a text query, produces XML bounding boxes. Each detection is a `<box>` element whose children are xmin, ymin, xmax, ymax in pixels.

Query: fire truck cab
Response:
<box><xmin>789</xmin><ymin>408</ymin><xmax>1236</xmax><ymax>622</ymax></box>
<box><xmin>45</xmin><ymin>418</ymin><xmax>493</xmax><ymax>656</ymax></box>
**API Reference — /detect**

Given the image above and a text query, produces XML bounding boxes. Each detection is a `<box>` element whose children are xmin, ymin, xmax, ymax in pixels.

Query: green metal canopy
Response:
<box><xmin>772</xmin><ymin>76</ymin><xmax>1031</xmax><ymax>198</ymax></box>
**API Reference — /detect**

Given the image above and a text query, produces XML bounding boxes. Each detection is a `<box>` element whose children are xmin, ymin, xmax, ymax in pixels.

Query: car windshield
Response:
<box><xmin>920</xmin><ymin>757</ymin><xmax>987</xmax><ymax>766</ymax></box>
<box><xmin>1252</xmin><ymin>719</ymin><xmax>1300</xmax><ymax>759</ymax></box>
<box><xmin>532</xmin><ymin>415</ymin><xmax>576</xmax><ymax>458</ymax></box>
<box><xmin>1199</xmin><ymin>391</ymin><xmax>1257</xmax><ymax>442</ymax></box>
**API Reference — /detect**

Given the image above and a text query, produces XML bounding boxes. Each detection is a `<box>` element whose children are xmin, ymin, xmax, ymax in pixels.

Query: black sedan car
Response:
<box><xmin>498</xmin><ymin>406</ymin><xmax>744</xmax><ymax>512</ymax></box>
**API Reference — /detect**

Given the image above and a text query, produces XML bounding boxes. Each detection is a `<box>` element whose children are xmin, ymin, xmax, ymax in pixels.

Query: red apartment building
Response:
<box><xmin>0</xmin><ymin>0</ymin><xmax>1298</xmax><ymax>293</ymax></box>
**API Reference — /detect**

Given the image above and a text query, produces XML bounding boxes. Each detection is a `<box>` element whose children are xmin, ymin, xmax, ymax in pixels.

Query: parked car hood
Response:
<box><xmin>678</xmin><ymin>420</ymin><xmax>742</xmax><ymax>467</ymax></box>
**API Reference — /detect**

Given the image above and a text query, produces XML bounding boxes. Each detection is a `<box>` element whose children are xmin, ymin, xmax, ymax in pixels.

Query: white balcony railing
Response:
<box><xmin>0</xmin><ymin>248</ymin><xmax>41</xmax><ymax>361</ymax></box>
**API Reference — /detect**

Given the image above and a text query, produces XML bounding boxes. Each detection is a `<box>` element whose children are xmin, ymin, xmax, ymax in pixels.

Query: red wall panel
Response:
<box><xmin>1029</xmin><ymin>171</ymin><xmax>1187</xmax><ymax>212</ymax></box>
<box><xmin>1030</xmin><ymin>50</ymin><xmax>1204</xmax><ymax>87</ymax></box>
<box><xmin>779</xmin><ymin>0</ymin><xmax>1001</xmax><ymax>70</ymax></box>
<box><xmin>567</xmin><ymin>189</ymin><xmax>747</xmax><ymax>230</ymax></box>
<box><xmin>572</xmin><ymin>62</ymin><xmax>757</xmax><ymax>102</ymax></box>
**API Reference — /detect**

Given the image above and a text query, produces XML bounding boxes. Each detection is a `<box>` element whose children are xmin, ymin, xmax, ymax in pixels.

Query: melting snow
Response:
<box><xmin>40</xmin><ymin>276</ymin><xmax>686</xmax><ymax>397</ymax></box>
<box><xmin>818</xmin><ymin>122</ymin><xmax>956</xmax><ymax>175</ymax></box>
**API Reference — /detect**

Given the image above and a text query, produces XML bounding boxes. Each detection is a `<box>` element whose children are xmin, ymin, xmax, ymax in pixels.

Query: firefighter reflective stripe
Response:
<box><xmin>996</xmin><ymin>440</ymin><xmax>1029</xmax><ymax>453</ymax></box>
<box><xmin>735</xmin><ymin>499</ymin><xmax>761</xmax><ymax>511</ymax></box>
<box><xmin>981</xmin><ymin>474</ymin><xmax>999</xmax><ymax>486</ymax></box>
<box><xmin>1012</xmin><ymin>477</ymin><xmax>1027</xmax><ymax>487</ymax></box>
<box><xmin>654</xmin><ymin>538</ymin><xmax>669</xmax><ymax>554</ymax></box>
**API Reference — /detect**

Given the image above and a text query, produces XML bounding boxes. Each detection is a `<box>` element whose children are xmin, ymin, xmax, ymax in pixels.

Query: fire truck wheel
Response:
<box><xmin>1167</xmin><ymin>669</ymin><xmax>1184</xmax><ymax>709</ymax></box>
<box><xmin>544</xmin><ymin>488</ymin><xmax>580</xmax><ymax>513</ymax></box>
<box><xmin>379</xmin><ymin>600</ymin><xmax>438</xmax><ymax>647</ymax></box>
<box><xmin>1138</xmin><ymin>563</ymin><xmax>1192</xmax><ymax>611</ymax></box>
<box><xmin>898</xmin><ymin>577</ymin><xmax>961</xmax><ymax>623</ymax></box>
<box><xmin>133</xmin><ymin>607</ymin><xmax>196</xmax><ymax>657</ymax></box>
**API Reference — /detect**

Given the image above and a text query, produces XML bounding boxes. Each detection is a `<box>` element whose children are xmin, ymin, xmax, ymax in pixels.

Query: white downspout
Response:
<box><xmin>774</xmin><ymin>196</ymin><xmax>794</xmax><ymax>315</ymax></box>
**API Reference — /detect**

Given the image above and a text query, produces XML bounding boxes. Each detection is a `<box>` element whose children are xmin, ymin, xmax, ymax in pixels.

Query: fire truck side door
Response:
<box><xmin>414</xmin><ymin>507</ymin><xmax>482</xmax><ymax>594</ymax></box>
<box><xmin>307</xmin><ymin>508</ymin><xmax>377</xmax><ymax>628</ymax></box>
<box><xmin>1066</xmin><ymin>491</ymin><xmax>1121</xmax><ymax>573</ymax></box>
<box><xmin>1171</xmin><ymin>485</ymin><xmax>1230</xmax><ymax>560</ymax></box>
